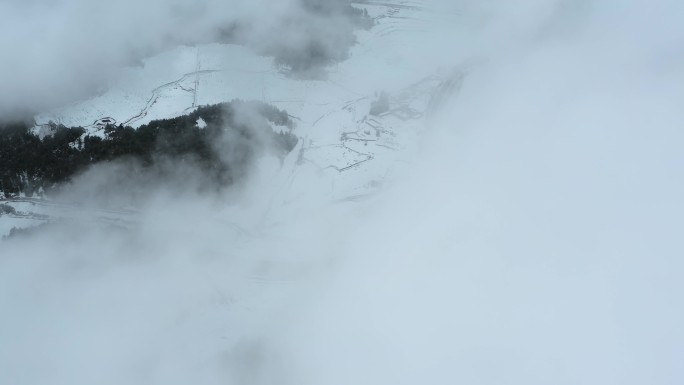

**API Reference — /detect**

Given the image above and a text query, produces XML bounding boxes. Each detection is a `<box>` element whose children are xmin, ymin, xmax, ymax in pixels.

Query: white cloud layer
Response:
<box><xmin>0</xmin><ymin>0</ymin><xmax>302</xmax><ymax>115</ymax></box>
<box><xmin>1</xmin><ymin>0</ymin><xmax>684</xmax><ymax>384</ymax></box>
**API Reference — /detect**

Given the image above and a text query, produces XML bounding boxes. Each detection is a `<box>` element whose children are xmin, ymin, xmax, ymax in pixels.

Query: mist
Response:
<box><xmin>0</xmin><ymin>0</ymin><xmax>360</xmax><ymax>115</ymax></box>
<box><xmin>2</xmin><ymin>0</ymin><xmax>684</xmax><ymax>384</ymax></box>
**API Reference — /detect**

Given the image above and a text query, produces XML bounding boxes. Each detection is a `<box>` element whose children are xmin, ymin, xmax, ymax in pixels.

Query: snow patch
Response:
<box><xmin>196</xmin><ymin>117</ymin><xmax>207</xmax><ymax>128</ymax></box>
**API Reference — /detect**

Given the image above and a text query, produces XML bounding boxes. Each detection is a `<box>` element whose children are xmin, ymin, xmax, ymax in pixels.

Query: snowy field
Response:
<box><xmin>4</xmin><ymin>0</ymin><xmax>467</xmax><ymax>237</ymax></box>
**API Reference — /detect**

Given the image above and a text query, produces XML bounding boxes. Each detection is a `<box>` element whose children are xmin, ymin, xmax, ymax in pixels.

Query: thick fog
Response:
<box><xmin>0</xmin><ymin>0</ymin><xmax>351</xmax><ymax>115</ymax></box>
<box><xmin>2</xmin><ymin>0</ymin><xmax>684</xmax><ymax>384</ymax></box>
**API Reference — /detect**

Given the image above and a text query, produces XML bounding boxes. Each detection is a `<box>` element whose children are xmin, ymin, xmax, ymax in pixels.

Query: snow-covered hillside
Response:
<box><xmin>2</xmin><ymin>1</ymin><xmax>468</xmax><ymax>237</ymax></box>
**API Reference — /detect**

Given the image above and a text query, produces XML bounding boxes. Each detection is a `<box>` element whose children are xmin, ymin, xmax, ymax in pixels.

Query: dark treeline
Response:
<box><xmin>0</xmin><ymin>101</ymin><xmax>298</xmax><ymax>197</ymax></box>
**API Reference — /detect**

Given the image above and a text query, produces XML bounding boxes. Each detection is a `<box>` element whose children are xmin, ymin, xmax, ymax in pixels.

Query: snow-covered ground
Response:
<box><xmin>3</xmin><ymin>1</ymin><xmax>468</xmax><ymax>238</ymax></box>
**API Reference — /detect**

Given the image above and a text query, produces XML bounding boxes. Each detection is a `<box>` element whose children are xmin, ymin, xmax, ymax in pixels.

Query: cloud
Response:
<box><xmin>278</xmin><ymin>2</ymin><xmax>684</xmax><ymax>383</ymax></box>
<box><xmin>0</xmin><ymin>0</ymin><xmax>349</xmax><ymax>115</ymax></box>
<box><xmin>1</xmin><ymin>0</ymin><xmax>684</xmax><ymax>384</ymax></box>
